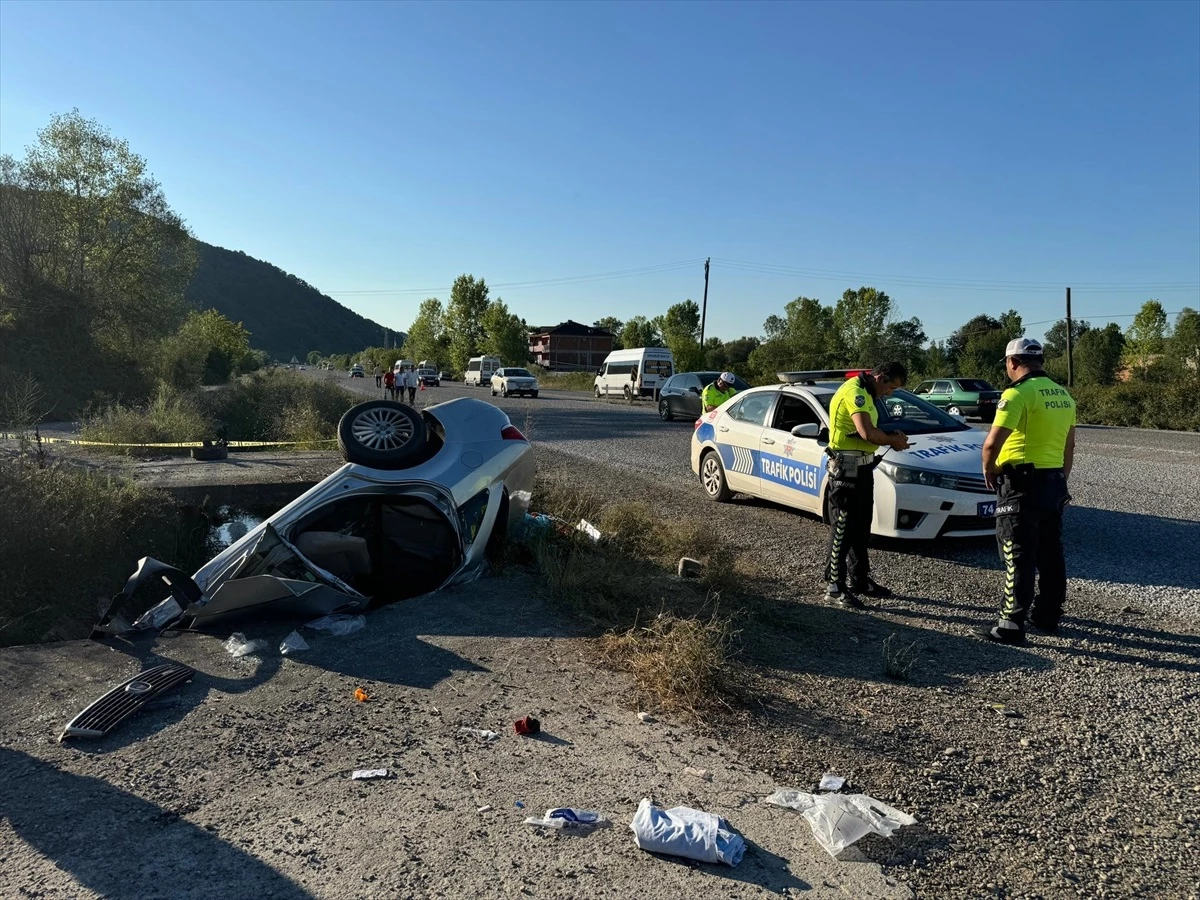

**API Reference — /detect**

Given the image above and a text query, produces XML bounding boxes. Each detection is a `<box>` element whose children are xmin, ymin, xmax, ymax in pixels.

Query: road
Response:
<box><xmin>316</xmin><ymin>369</ymin><xmax>1200</xmax><ymax>615</ymax></box>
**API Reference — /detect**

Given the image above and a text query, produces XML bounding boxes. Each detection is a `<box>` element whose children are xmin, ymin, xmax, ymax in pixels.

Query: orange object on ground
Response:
<box><xmin>354</xmin><ymin>687</ymin><xmax>370</xmax><ymax>702</ymax></box>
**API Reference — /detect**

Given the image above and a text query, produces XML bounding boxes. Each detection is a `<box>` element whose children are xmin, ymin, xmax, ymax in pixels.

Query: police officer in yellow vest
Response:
<box><xmin>976</xmin><ymin>338</ymin><xmax>1076</xmax><ymax>644</ymax></box>
<box><xmin>701</xmin><ymin>372</ymin><xmax>739</xmax><ymax>413</ymax></box>
<box><xmin>824</xmin><ymin>362</ymin><xmax>911</xmax><ymax>607</ymax></box>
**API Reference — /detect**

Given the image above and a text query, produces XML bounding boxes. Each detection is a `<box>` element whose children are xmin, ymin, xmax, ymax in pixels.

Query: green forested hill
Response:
<box><xmin>185</xmin><ymin>240</ymin><xmax>395</xmax><ymax>360</ymax></box>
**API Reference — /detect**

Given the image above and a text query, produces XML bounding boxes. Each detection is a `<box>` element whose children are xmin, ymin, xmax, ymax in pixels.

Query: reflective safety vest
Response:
<box><xmin>994</xmin><ymin>374</ymin><xmax>1076</xmax><ymax>469</ymax></box>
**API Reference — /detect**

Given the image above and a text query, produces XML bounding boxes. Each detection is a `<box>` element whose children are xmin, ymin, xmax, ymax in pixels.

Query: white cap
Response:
<box><xmin>1002</xmin><ymin>338</ymin><xmax>1043</xmax><ymax>360</ymax></box>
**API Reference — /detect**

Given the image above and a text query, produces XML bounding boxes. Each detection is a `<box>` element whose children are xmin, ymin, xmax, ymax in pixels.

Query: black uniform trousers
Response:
<box><xmin>995</xmin><ymin>468</ymin><xmax>1069</xmax><ymax>628</ymax></box>
<box><xmin>824</xmin><ymin>467</ymin><xmax>874</xmax><ymax>588</ymax></box>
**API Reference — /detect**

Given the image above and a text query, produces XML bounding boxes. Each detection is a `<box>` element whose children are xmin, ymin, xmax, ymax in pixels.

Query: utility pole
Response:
<box><xmin>1065</xmin><ymin>287</ymin><xmax>1073</xmax><ymax>387</ymax></box>
<box><xmin>698</xmin><ymin>257</ymin><xmax>711</xmax><ymax>348</ymax></box>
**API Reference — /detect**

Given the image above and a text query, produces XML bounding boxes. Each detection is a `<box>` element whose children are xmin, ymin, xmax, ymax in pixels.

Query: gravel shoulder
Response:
<box><xmin>0</xmin><ymin>572</ymin><xmax>909</xmax><ymax>900</ymax></box>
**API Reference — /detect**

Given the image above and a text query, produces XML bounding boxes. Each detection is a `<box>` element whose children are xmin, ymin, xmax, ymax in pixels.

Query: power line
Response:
<box><xmin>326</xmin><ymin>259</ymin><xmax>707</xmax><ymax>296</ymax></box>
<box><xmin>712</xmin><ymin>257</ymin><xmax>1200</xmax><ymax>294</ymax></box>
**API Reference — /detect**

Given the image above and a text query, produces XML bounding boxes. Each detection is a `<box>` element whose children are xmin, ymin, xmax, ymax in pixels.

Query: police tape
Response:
<box><xmin>0</xmin><ymin>433</ymin><xmax>337</xmax><ymax>449</ymax></box>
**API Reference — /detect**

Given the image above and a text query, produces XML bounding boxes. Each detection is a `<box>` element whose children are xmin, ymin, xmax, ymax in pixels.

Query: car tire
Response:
<box><xmin>337</xmin><ymin>400</ymin><xmax>427</xmax><ymax>470</ymax></box>
<box><xmin>700</xmin><ymin>451</ymin><xmax>732</xmax><ymax>502</ymax></box>
<box><xmin>659</xmin><ymin>399</ymin><xmax>674</xmax><ymax>421</ymax></box>
<box><xmin>595</xmin><ymin>386</ymin><xmax>602</xmax><ymax>399</ymax></box>
<box><xmin>501</xmin><ymin>386</ymin><xmax>508</xmax><ymax>398</ymax></box>
<box><xmin>623</xmin><ymin>385</ymin><xmax>633</xmax><ymax>401</ymax></box>
<box><xmin>948</xmin><ymin>405</ymin><xmax>962</xmax><ymax>417</ymax></box>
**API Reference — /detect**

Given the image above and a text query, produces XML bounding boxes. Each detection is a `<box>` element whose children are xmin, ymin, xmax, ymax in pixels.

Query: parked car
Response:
<box><xmin>594</xmin><ymin>347</ymin><xmax>675</xmax><ymax>400</ymax></box>
<box><xmin>911</xmin><ymin>378</ymin><xmax>1001</xmax><ymax>422</ymax></box>
<box><xmin>491</xmin><ymin>367</ymin><xmax>539</xmax><ymax>398</ymax></box>
<box><xmin>349</xmin><ymin>364</ymin><xmax>365</xmax><ymax>378</ymax></box>
<box><xmin>657</xmin><ymin>371</ymin><xmax>752</xmax><ymax>421</ymax></box>
<box><xmin>417</xmin><ymin>361</ymin><xmax>441</xmax><ymax>386</ymax></box>
<box><xmin>96</xmin><ymin>398</ymin><xmax>534</xmax><ymax>635</ymax></box>
<box><xmin>690</xmin><ymin>372</ymin><xmax>995</xmax><ymax>539</ymax></box>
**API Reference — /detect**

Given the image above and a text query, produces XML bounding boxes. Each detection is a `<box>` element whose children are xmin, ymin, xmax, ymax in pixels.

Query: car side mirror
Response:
<box><xmin>689</xmin><ymin>386</ymin><xmax>701</xmax><ymax>395</ymax></box>
<box><xmin>792</xmin><ymin>423</ymin><xmax>820</xmax><ymax>438</ymax></box>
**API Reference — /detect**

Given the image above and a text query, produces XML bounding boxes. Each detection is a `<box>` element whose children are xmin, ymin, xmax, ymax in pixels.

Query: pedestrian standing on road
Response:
<box><xmin>383</xmin><ymin>368</ymin><xmax>395</xmax><ymax>400</ymax></box>
<box><xmin>701</xmin><ymin>372</ymin><xmax>739</xmax><ymax>413</ymax></box>
<box><xmin>374</xmin><ymin>367</ymin><xmax>382</xmax><ymax>388</ymax></box>
<box><xmin>975</xmin><ymin>339</ymin><xmax>1077</xmax><ymax>645</ymax></box>
<box><xmin>823</xmin><ymin>362</ymin><xmax>911</xmax><ymax>608</ymax></box>
<box><xmin>406</xmin><ymin>368</ymin><xmax>417</xmax><ymax>404</ymax></box>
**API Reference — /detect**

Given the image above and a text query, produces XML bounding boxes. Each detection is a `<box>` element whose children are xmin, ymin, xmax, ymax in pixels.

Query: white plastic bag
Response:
<box><xmin>280</xmin><ymin>631</ymin><xmax>310</xmax><ymax>655</ymax></box>
<box><xmin>764</xmin><ymin>790</ymin><xmax>915</xmax><ymax>858</ymax></box>
<box><xmin>305</xmin><ymin>614</ymin><xmax>366</xmax><ymax>636</ymax></box>
<box><xmin>458</xmin><ymin>727</ymin><xmax>500</xmax><ymax>742</ymax></box>
<box><xmin>224</xmin><ymin>632</ymin><xmax>269</xmax><ymax>658</ymax></box>
<box><xmin>630</xmin><ymin>798</ymin><xmax>745</xmax><ymax>866</ymax></box>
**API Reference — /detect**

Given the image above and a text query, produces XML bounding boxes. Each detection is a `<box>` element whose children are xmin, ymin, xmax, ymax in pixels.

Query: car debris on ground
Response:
<box><xmin>224</xmin><ymin>633</ymin><xmax>269</xmax><ymax>658</ymax></box>
<box><xmin>459</xmin><ymin>727</ymin><xmax>501</xmax><ymax>742</ymax></box>
<box><xmin>305</xmin><ymin>614</ymin><xmax>365</xmax><ymax>636</ymax></box>
<box><xmin>630</xmin><ymin>798</ymin><xmax>746</xmax><ymax>866</ymax></box>
<box><xmin>59</xmin><ymin>663</ymin><xmax>195</xmax><ymax>742</ymax></box>
<box><xmin>279</xmin><ymin>631</ymin><xmax>309</xmax><ymax>654</ymax></box>
<box><xmin>764</xmin><ymin>789</ymin><xmax>916</xmax><ymax>858</ymax></box>
<box><xmin>351</xmin><ymin>768</ymin><xmax>389</xmax><ymax>780</ymax></box>
<box><xmin>525</xmin><ymin>807</ymin><xmax>606</xmax><ymax>829</ymax></box>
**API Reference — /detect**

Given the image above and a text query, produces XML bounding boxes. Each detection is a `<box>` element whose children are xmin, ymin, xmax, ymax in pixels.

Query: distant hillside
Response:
<box><xmin>185</xmin><ymin>240</ymin><xmax>398</xmax><ymax>361</ymax></box>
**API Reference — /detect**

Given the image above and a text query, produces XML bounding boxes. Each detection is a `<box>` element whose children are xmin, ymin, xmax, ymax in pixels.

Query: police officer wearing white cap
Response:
<box><xmin>976</xmin><ymin>338</ymin><xmax>1077</xmax><ymax>644</ymax></box>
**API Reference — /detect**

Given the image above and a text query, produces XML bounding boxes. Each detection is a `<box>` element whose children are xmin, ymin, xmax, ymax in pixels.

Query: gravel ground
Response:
<box><xmin>533</xmin><ymin>445</ymin><xmax>1200</xmax><ymax>900</ymax></box>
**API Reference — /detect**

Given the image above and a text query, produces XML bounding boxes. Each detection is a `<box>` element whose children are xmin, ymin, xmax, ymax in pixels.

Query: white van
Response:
<box><xmin>594</xmin><ymin>347</ymin><xmax>675</xmax><ymax>400</ymax></box>
<box><xmin>464</xmin><ymin>355</ymin><xmax>502</xmax><ymax>386</ymax></box>
<box><xmin>393</xmin><ymin>359</ymin><xmax>414</xmax><ymax>374</ymax></box>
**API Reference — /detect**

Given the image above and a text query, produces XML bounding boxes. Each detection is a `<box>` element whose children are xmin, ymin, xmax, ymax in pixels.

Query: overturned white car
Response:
<box><xmin>97</xmin><ymin>398</ymin><xmax>534</xmax><ymax>634</ymax></box>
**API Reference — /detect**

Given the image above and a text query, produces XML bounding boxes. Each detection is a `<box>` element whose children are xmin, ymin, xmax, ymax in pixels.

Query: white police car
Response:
<box><xmin>690</xmin><ymin>371</ymin><xmax>995</xmax><ymax>539</ymax></box>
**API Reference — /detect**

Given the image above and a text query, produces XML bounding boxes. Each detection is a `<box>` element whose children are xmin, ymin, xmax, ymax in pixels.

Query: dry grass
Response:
<box><xmin>527</xmin><ymin>475</ymin><xmax>742</xmax><ymax>713</ymax></box>
<box><xmin>883</xmin><ymin>632</ymin><xmax>921</xmax><ymax>681</ymax></box>
<box><xmin>0</xmin><ymin>458</ymin><xmax>183</xmax><ymax>646</ymax></box>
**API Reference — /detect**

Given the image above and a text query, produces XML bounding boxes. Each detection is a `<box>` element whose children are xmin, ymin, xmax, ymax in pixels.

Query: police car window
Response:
<box><xmin>771</xmin><ymin>394</ymin><xmax>822</xmax><ymax>431</ymax></box>
<box><xmin>877</xmin><ymin>390</ymin><xmax>970</xmax><ymax>434</ymax></box>
<box><xmin>732</xmin><ymin>393</ymin><xmax>774</xmax><ymax>426</ymax></box>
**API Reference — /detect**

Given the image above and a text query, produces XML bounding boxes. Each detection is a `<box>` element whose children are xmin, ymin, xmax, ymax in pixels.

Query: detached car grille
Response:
<box><xmin>60</xmin><ymin>663</ymin><xmax>194</xmax><ymax>741</ymax></box>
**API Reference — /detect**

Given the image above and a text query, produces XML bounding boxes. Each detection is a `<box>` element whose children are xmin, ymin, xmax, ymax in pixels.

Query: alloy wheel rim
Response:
<box><xmin>702</xmin><ymin>458</ymin><xmax>721</xmax><ymax>494</ymax></box>
<box><xmin>351</xmin><ymin>407</ymin><xmax>414</xmax><ymax>451</ymax></box>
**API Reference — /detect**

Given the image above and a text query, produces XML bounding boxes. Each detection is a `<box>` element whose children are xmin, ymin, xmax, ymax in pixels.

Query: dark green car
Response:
<box><xmin>912</xmin><ymin>378</ymin><xmax>1001</xmax><ymax>422</ymax></box>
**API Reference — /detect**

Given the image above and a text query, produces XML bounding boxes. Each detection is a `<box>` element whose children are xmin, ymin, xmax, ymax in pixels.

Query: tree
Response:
<box><xmin>306</xmin><ymin>350</ymin><xmax>322</xmax><ymax>366</ymax></box>
<box><xmin>833</xmin><ymin>287</ymin><xmax>893</xmax><ymax>363</ymax></box>
<box><xmin>658</xmin><ymin>299</ymin><xmax>702</xmax><ymax>369</ymax></box>
<box><xmin>749</xmin><ymin>296</ymin><xmax>839</xmax><ymax>378</ymax></box>
<box><xmin>481</xmin><ymin>298</ymin><xmax>529</xmax><ymax>364</ymax></box>
<box><xmin>881</xmin><ymin>317</ymin><xmax>927</xmax><ymax>374</ymax></box>
<box><xmin>1168</xmin><ymin>307</ymin><xmax>1200</xmax><ymax>375</ymax></box>
<box><xmin>947</xmin><ymin>315</ymin><xmax>1001</xmax><ymax>361</ymax></box>
<box><xmin>998</xmin><ymin>309</ymin><xmax>1025</xmax><ymax>341</ymax></box>
<box><xmin>1042</xmin><ymin>318</ymin><xmax>1091</xmax><ymax>358</ymax></box>
<box><xmin>1075</xmin><ymin>323</ymin><xmax>1125</xmax><ymax>386</ymax></box>
<box><xmin>445</xmin><ymin>275</ymin><xmax>490</xmax><ymax>371</ymax></box>
<box><xmin>921</xmin><ymin>341</ymin><xmax>953</xmax><ymax>378</ymax></box>
<box><xmin>404</xmin><ymin>297</ymin><xmax>450</xmax><ymax>364</ymax></box>
<box><xmin>620</xmin><ymin>316</ymin><xmax>661</xmax><ymax>349</ymax></box>
<box><xmin>1122</xmin><ymin>300</ymin><xmax>1169</xmax><ymax>378</ymax></box>
<box><xmin>593</xmin><ymin>317</ymin><xmax>624</xmax><ymax>350</ymax></box>
<box><xmin>157</xmin><ymin>309</ymin><xmax>255</xmax><ymax>388</ymax></box>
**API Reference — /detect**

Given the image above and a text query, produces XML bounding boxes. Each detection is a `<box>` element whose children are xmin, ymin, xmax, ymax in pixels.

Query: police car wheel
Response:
<box><xmin>700</xmin><ymin>451</ymin><xmax>732</xmax><ymax>502</ymax></box>
<box><xmin>659</xmin><ymin>399</ymin><xmax>674</xmax><ymax>421</ymax></box>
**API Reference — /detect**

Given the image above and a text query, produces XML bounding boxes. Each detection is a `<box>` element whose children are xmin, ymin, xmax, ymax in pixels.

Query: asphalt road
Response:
<box><xmin>316</xmin><ymin>369</ymin><xmax>1200</xmax><ymax>614</ymax></box>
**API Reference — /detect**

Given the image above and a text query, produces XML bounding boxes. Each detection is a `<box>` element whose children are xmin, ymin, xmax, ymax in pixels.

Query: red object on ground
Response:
<box><xmin>513</xmin><ymin>715</ymin><xmax>541</xmax><ymax>735</ymax></box>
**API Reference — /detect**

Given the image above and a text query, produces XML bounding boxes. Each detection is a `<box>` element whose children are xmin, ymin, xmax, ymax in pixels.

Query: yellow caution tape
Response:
<box><xmin>0</xmin><ymin>433</ymin><xmax>336</xmax><ymax>448</ymax></box>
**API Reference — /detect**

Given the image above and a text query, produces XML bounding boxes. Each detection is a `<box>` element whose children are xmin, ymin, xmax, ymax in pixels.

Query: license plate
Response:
<box><xmin>978</xmin><ymin>501</ymin><xmax>996</xmax><ymax>518</ymax></box>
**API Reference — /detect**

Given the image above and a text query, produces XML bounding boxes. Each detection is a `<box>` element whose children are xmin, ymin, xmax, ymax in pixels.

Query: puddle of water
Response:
<box><xmin>209</xmin><ymin>504</ymin><xmax>267</xmax><ymax>551</ymax></box>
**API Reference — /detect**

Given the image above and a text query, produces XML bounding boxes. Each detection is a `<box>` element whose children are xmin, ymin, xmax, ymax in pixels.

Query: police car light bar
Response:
<box><xmin>776</xmin><ymin>369</ymin><xmax>865</xmax><ymax>384</ymax></box>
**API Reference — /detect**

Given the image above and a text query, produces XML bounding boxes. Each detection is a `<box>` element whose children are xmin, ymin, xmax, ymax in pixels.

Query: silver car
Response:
<box><xmin>97</xmin><ymin>398</ymin><xmax>534</xmax><ymax>633</ymax></box>
<box><xmin>490</xmin><ymin>367</ymin><xmax>540</xmax><ymax>398</ymax></box>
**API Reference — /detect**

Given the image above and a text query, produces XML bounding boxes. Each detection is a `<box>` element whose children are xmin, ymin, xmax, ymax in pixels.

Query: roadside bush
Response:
<box><xmin>1072</xmin><ymin>379</ymin><xmax>1199</xmax><ymax>431</ymax></box>
<box><xmin>541</xmin><ymin>371</ymin><xmax>596</xmax><ymax>392</ymax></box>
<box><xmin>206</xmin><ymin>369</ymin><xmax>355</xmax><ymax>444</ymax></box>
<box><xmin>0</xmin><ymin>459</ymin><xmax>176</xmax><ymax>647</ymax></box>
<box><xmin>83</xmin><ymin>383</ymin><xmax>213</xmax><ymax>446</ymax></box>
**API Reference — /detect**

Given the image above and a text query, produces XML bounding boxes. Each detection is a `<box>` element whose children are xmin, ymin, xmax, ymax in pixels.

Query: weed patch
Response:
<box><xmin>883</xmin><ymin>633</ymin><xmax>920</xmax><ymax>681</ymax></box>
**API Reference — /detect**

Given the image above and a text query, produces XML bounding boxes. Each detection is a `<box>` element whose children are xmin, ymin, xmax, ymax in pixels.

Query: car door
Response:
<box><xmin>756</xmin><ymin>392</ymin><xmax>826</xmax><ymax>513</ymax></box>
<box><xmin>927</xmin><ymin>380</ymin><xmax>953</xmax><ymax>409</ymax></box>
<box><xmin>713</xmin><ymin>392</ymin><xmax>775</xmax><ymax>495</ymax></box>
<box><xmin>678</xmin><ymin>374</ymin><xmax>704</xmax><ymax>418</ymax></box>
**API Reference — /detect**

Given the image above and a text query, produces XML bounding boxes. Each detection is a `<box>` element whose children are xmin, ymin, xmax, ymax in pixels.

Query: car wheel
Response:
<box><xmin>623</xmin><ymin>385</ymin><xmax>633</xmax><ymax>401</ymax></box>
<box><xmin>595</xmin><ymin>386</ymin><xmax>602</xmax><ymax>399</ymax></box>
<box><xmin>700</xmin><ymin>451</ymin><xmax>732</xmax><ymax>502</ymax></box>
<box><xmin>659</xmin><ymin>399</ymin><xmax>674</xmax><ymax>421</ymax></box>
<box><xmin>491</xmin><ymin>387</ymin><xmax>497</xmax><ymax>396</ymax></box>
<box><xmin>948</xmin><ymin>405</ymin><xmax>962</xmax><ymax>417</ymax></box>
<box><xmin>337</xmin><ymin>400</ymin><xmax>427</xmax><ymax>470</ymax></box>
<box><xmin>501</xmin><ymin>386</ymin><xmax>508</xmax><ymax>398</ymax></box>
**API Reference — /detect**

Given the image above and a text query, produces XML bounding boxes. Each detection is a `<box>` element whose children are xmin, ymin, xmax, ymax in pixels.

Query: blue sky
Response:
<box><xmin>2</xmin><ymin>0</ymin><xmax>1197</xmax><ymax>346</ymax></box>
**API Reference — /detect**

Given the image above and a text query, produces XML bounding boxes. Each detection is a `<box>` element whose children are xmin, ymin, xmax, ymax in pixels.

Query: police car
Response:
<box><xmin>690</xmin><ymin>371</ymin><xmax>996</xmax><ymax>539</ymax></box>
